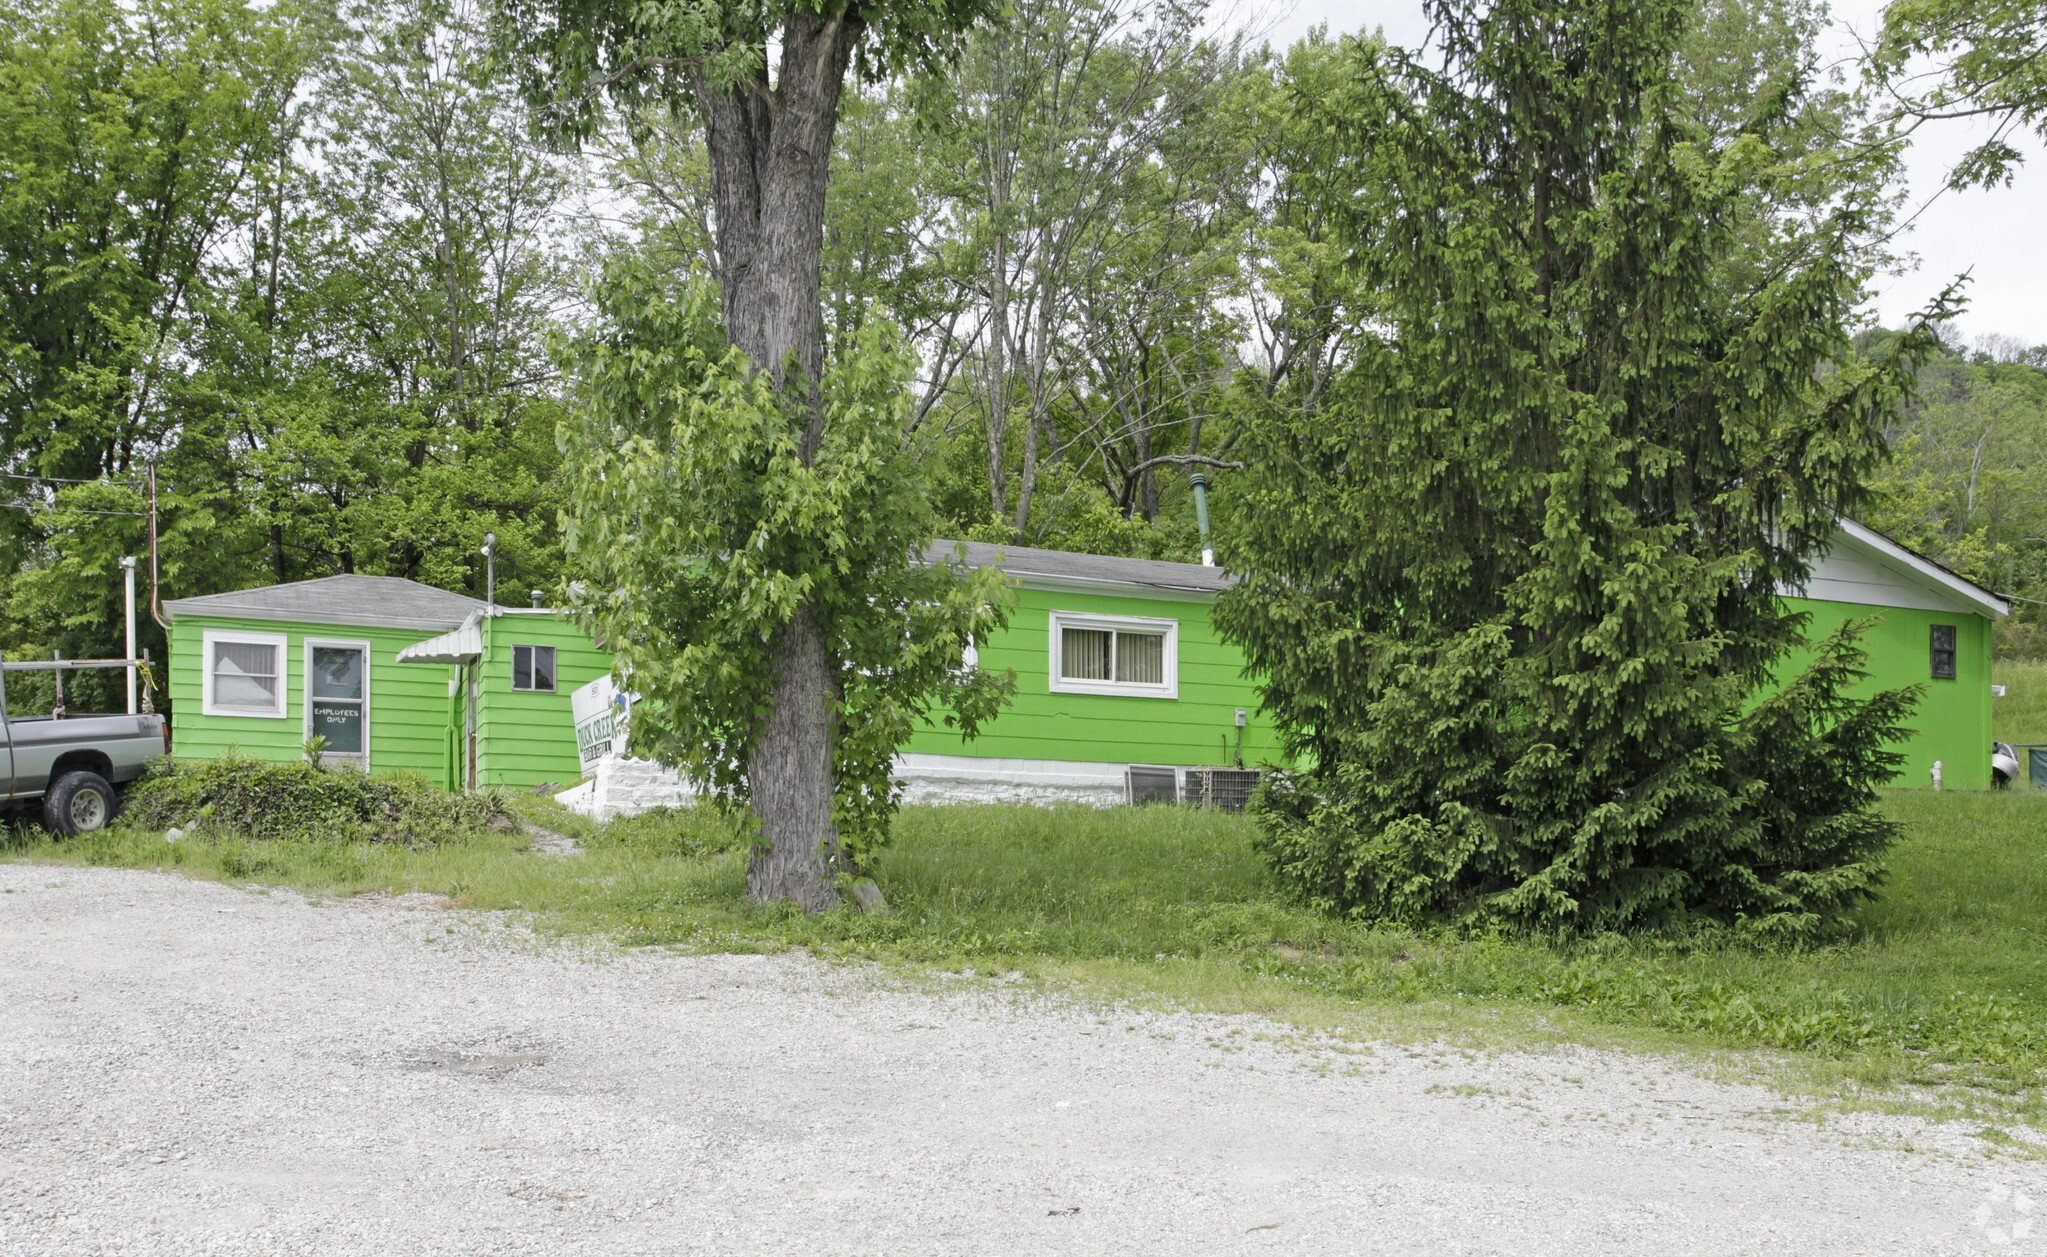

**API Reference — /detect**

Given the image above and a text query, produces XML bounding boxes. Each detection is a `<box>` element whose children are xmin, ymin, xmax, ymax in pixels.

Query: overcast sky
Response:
<box><xmin>1238</xmin><ymin>0</ymin><xmax>2047</xmax><ymax>350</ymax></box>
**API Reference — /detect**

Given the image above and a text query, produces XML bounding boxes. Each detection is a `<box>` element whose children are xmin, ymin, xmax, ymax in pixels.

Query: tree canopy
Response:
<box><xmin>1212</xmin><ymin>0</ymin><xmax>1945</xmax><ymax>935</ymax></box>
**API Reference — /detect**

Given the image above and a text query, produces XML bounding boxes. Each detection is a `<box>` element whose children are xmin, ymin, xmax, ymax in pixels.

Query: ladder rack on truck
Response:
<box><xmin>0</xmin><ymin>655</ymin><xmax>167</xmax><ymax>835</ymax></box>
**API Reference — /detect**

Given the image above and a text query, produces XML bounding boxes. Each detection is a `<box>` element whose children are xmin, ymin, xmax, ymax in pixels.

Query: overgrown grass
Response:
<box><xmin>14</xmin><ymin>782</ymin><xmax>2047</xmax><ymax>1117</ymax></box>
<box><xmin>1996</xmin><ymin>659</ymin><xmax>2047</xmax><ymax>746</ymax></box>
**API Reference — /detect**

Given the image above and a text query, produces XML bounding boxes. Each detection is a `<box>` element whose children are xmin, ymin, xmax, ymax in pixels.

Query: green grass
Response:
<box><xmin>16</xmin><ymin>785</ymin><xmax>2047</xmax><ymax>1122</ymax></box>
<box><xmin>1997</xmin><ymin>660</ymin><xmax>2047</xmax><ymax>745</ymax></box>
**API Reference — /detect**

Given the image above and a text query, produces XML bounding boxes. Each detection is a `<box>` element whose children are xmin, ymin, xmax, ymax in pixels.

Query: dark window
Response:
<box><xmin>1126</xmin><ymin>765</ymin><xmax>1179</xmax><ymax>806</ymax></box>
<box><xmin>1930</xmin><ymin>624</ymin><xmax>1957</xmax><ymax>679</ymax></box>
<box><xmin>512</xmin><ymin>644</ymin><xmax>556</xmax><ymax>692</ymax></box>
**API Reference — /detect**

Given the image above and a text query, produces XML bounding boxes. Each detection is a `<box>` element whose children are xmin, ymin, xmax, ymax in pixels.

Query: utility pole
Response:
<box><xmin>147</xmin><ymin>466</ymin><xmax>166</xmax><ymax>627</ymax></box>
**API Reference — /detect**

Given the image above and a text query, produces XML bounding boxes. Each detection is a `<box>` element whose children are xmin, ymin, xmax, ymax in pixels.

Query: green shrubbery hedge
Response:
<box><xmin>123</xmin><ymin>757</ymin><xmax>517</xmax><ymax>844</ymax></box>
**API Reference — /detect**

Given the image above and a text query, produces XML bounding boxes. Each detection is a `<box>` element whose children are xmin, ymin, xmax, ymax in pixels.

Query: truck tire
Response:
<box><xmin>44</xmin><ymin>770</ymin><xmax>117</xmax><ymax>837</ymax></box>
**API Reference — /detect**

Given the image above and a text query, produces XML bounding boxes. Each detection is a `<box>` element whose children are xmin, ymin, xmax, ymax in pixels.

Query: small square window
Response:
<box><xmin>202</xmin><ymin>630</ymin><xmax>288</xmax><ymax>717</ymax></box>
<box><xmin>1930</xmin><ymin>624</ymin><xmax>1957</xmax><ymax>679</ymax></box>
<box><xmin>512</xmin><ymin>644</ymin><xmax>556</xmax><ymax>692</ymax></box>
<box><xmin>214</xmin><ymin>641</ymin><xmax>280</xmax><ymax>709</ymax></box>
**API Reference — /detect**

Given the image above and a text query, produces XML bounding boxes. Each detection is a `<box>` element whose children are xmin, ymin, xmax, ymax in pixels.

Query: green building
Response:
<box><xmin>886</xmin><ymin>542</ymin><xmax>1264</xmax><ymax>805</ymax></box>
<box><xmin>164</xmin><ymin>577</ymin><xmax>607</xmax><ymax>790</ymax></box>
<box><xmin>163</xmin><ymin>524</ymin><xmax>2008</xmax><ymax>802</ymax></box>
<box><xmin>1778</xmin><ymin>517</ymin><xmax>2008</xmax><ymax>790</ymax></box>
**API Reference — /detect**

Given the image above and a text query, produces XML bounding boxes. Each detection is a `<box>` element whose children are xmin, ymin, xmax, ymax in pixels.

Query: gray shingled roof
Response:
<box><xmin>164</xmin><ymin>575</ymin><xmax>488</xmax><ymax>632</ymax></box>
<box><xmin>927</xmin><ymin>540</ymin><xmax>1232</xmax><ymax>595</ymax></box>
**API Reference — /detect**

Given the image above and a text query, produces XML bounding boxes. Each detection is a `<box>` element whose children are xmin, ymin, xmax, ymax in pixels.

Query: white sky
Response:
<box><xmin>1242</xmin><ymin>0</ymin><xmax>2047</xmax><ymax>349</ymax></box>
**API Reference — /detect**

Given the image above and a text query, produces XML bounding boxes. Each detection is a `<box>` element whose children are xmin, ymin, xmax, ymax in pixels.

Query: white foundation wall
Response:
<box><xmin>553</xmin><ymin>756</ymin><xmax>695</xmax><ymax>821</ymax></box>
<box><xmin>554</xmin><ymin>751</ymin><xmax>1136</xmax><ymax>820</ymax></box>
<box><xmin>892</xmin><ymin>753</ymin><xmax>1130</xmax><ymax>807</ymax></box>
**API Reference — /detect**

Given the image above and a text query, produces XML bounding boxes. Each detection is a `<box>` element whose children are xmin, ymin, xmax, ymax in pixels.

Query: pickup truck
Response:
<box><xmin>2</xmin><ymin>709</ymin><xmax>168</xmax><ymax>836</ymax></box>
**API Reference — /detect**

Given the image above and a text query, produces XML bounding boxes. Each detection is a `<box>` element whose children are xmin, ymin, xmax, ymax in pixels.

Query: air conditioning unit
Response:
<box><xmin>1125</xmin><ymin>765</ymin><xmax>1180</xmax><ymax>806</ymax></box>
<box><xmin>1185</xmin><ymin>768</ymin><xmax>1260</xmax><ymax>813</ymax></box>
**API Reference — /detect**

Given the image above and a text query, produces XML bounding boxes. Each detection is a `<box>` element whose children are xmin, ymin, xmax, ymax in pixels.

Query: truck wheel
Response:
<box><xmin>44</xmin><ymin>770</ymin><xmax>116</xmax><ymax>837</ymax></box>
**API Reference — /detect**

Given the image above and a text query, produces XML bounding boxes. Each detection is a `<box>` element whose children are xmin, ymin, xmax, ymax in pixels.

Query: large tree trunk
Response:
<box><xmin>694</xmin><ymin>11</ymin><xmax>862</xmax><ymax>909</ymax></box>
<box><xmin>744</xmin><ymin>606</ymin><xmax>843</xmax><ymax>909</ymax></box>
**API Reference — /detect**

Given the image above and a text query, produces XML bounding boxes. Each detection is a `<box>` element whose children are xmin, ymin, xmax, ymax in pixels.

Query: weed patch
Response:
<box><xmin>122</xmin><ymin>756</ymin><xmax>516</xmax><ymax>844</ymax></box>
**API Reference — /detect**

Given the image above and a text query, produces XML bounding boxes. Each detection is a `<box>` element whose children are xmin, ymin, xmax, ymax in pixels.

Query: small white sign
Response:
<box><xmin>1994</xmin><ymin>684</ymin><xmax>2008</xmax><ymax>697</ymax></box>
<box><xmin>570</xmin><ymin>675</ymin><xmax>631</xmax><ymax>776</ymax></box>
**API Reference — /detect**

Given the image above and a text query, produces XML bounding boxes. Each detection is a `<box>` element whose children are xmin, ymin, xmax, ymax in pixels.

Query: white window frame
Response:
<box><xmin>200</xmin><ymin>629</ymin><xmax>290</xmax><ymax>718</ymax></box>
<box><xmin>511</xmin><ymin>643</ymin><xmax>557</xmax><ymax>693</ymax></box>
<box><xmin>302</xmin><ymin>638</ymin><xmax>372</xmax><ymax>766</ymax></box>
<box><xmin>1047</xmin><ymin>610</ymin><xmax>1179</xmax><ymax>700</ymax></box>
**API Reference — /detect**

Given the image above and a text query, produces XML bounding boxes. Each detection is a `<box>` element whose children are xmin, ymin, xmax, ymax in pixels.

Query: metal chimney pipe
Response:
<box><xmin>1189</xmin><ymin>472</ymin><xmax>1215</xmax><ymax>567</ymax></box>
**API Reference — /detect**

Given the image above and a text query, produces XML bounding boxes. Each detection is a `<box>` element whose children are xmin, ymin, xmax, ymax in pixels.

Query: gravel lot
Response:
<box><xmin>3</xmin><ymin>862</ymin><xmax>2044</xmax><ymax>1256</ymax></box>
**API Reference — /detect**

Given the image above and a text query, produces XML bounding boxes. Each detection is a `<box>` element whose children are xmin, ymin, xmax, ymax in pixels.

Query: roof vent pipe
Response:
<box><xmin>1189</xmin><ymin>472</ymin><xmax>1215</xmax><ymax>567</ymax></box>
<box><xmin>530</xmin><ymin>590</ymin><xmax>544</xmax><ymax>609</ymax></box>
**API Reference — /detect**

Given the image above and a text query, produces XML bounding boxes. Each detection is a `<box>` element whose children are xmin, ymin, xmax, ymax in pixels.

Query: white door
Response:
<box><xmin>305</xmin><ymin>641</ymin><xmax>369</xmax><ymax>768</ymax></box>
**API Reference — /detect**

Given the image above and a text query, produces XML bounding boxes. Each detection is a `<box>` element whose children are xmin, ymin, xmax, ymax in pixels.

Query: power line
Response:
<box><xmin>1</xmin><ymin>499</ymin><xmax>147</xmax><ymax>517</ymax></box>
<box><xmin>0</xmin><ymin>471</ymin><xmax>143</xmax><ymax>487</ymax></box>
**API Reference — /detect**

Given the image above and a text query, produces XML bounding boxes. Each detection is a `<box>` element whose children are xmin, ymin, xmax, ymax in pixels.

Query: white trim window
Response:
<box><xmin>1048</xmin><ymin>611</ymin><xmax>1179</xmax><ymax>699</ymax></box>
<box><xmin>201</xmin><ymin>629</ymin><xmax>289</xmax><ymax>718</ymax></box>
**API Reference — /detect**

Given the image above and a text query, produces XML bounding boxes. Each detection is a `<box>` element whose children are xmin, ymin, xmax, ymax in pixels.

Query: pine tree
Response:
<box><xmin>1216</xmin><ymin>0</ymin><xmax>1943</xmax><ymax>935</ymax></box>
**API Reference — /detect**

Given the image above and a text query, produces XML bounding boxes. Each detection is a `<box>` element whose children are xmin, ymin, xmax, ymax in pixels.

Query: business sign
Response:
<box><xmin>571</xmin><ymin>675</ymin><xmax>631</xmax><ymax>776</ymax></box>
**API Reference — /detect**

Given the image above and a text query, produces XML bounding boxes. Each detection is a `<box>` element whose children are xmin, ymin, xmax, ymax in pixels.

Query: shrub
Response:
<box><xmin>122</xmin><ymin>756</ymin><xmax>516</xmax><ymax>844</ymax></box>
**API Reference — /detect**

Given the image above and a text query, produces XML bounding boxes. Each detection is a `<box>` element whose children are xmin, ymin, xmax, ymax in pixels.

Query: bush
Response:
<box><xmin>1245</xmin><ymin>622</ymin><xmax>1917</xmax><ymax>936</ymax></box>
<box><xmin>122</xmin><ymin>756</ymin><xmax>517</xmax><ymax>844</ymax></box>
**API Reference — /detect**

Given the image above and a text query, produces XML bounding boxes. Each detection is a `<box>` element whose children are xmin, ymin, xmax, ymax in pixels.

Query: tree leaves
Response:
<box><xmin>557</xmin><ymin>261</ymin><xmax>1014</xmax><ymax>865</ymax></box>
<box><xmin>1220</xmin><ymin>0</ymin><xmax>1939</xmax><ymax>935</ymax></box>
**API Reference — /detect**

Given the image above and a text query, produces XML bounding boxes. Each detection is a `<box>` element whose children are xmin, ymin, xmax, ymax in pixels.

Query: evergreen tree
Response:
<box><xmin>1215</xmin><ymin>0</ymin><xmax>1942</xmax><ymax>936</ymax></box>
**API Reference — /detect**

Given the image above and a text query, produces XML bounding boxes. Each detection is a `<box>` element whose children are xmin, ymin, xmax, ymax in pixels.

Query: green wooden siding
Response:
<box><xmin>902</xmin><ymin>586</ymin><xmax>1278</xmax><ymax>768</ymax></box>
<box><xmin>168</xmin><ymin>615</ymin><xmax>457</xmax><ymax>777</ymax></box>
<box><xmin>1779</xmin><ymin>597</ymin><xmax>1995</xmax><ymax>791</ymax></box>
<box><xmin>904</xmin><ymin>588</ymin><xmax>1994</xmax><ymax>787</ymax></box>
<box><xmin>170</xmin><ymin>583</ymin><xmax>1997</xmax><ymax>796</ymax></box>
<box><xmin>472</xmin><ymin>611</ymin><xmax>614</xmax><ymax>789</ymax></box>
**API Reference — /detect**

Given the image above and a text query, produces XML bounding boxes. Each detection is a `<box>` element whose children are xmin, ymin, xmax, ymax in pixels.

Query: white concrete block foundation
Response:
<box><xmin>554</xmin><ymin>752</ymin><xmax>1141</xmax><ymax>820</ymax></box>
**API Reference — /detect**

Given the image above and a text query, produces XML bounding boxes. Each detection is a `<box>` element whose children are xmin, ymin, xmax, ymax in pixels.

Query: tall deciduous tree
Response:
<box><xmin>1874</xmin><ymin>0</ymin><xmax>2047</xmax><ymax>189</ymax></box>
<box><xmin>0</xmin><ymin>0</ymin><xmax>316</xmax><ymax>555</ymax></box>
<box><xmin>1</xmin><ymin>0</ymin><xmax>584</xmax><ymax>708</ymax></box>
<box><xmin>0</xmin><ymin>0</ymin><xmax>319</xmax><ymax>705</ymax></box>
<box><xmin>557</xmin><ymin>268</ymin><xmax>1014</xmax><ymax>883</ymax></box>
<box><xmin>924</xmin><ymin>0</ymin><xmax>1251</xmax><ymax>536</ymax></box>
<box><xmin>497</xmin><ymin>0</ymin><xmax>1001</xmax><ymax>907</ymax></box>
<box><xmin>1217</xmin><ymin>0</ymin><xmax>1944</xmax><ymax>935</ymax></box>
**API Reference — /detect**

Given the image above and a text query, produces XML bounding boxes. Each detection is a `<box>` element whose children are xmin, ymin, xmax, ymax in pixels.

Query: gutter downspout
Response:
<box><xmin>1189</xmin><ymin>472</ymin><xmax>1215</xmax><ymax>567</ymax></box>
<box><xmin>467</xmin><ymin>662</ymin><xmax>477</xmax><ymax>792</ymax></box>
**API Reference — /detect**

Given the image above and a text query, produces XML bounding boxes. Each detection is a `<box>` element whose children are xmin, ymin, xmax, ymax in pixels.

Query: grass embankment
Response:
<box><xmin>13</xmin><ymin>783</ymin><xmax>2047</xmax><ymax>1115</ymax></box>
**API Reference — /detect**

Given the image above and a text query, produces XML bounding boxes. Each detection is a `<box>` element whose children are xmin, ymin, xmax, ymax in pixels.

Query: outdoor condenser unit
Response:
<box><xmin>1185</xmin><ymin>768</ymin><xmax>1261</xmax><ymax>813</ymax></box>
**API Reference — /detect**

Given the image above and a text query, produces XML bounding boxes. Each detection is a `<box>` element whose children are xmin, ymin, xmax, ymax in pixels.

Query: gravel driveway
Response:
<box><xmin>2</xmin><ymin>862</ymin><xmax>2042</xmax><ymax>1256</ymax></box>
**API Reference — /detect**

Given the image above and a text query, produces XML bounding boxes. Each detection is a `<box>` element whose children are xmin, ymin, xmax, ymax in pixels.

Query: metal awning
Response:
<box><xmin>395</xmin><ymin>613</ymin><xmax>482</xmax><ymax>665</ymax></box>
